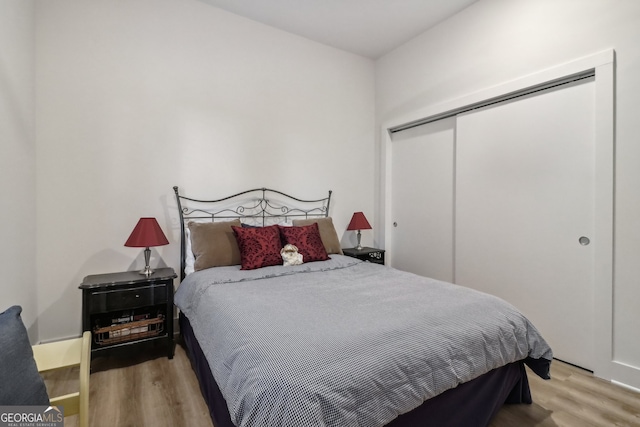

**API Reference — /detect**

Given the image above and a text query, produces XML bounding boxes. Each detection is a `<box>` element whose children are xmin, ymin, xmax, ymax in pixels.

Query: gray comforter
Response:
<box><xmin>175</xmin><ymin>255</ymin><xmax>552</xmax><ymax>427</ymax></box>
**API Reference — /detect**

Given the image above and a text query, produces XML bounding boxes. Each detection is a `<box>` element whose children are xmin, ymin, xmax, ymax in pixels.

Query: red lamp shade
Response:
<box><xmin>124</xmin><ymin>218</ymin><xmax>169</xmax><ymax>248</ymax></box>
<box><xmin>347</xmin><ymin>212</ymin><xmax>372</xmax><ymax>231</ymax></box>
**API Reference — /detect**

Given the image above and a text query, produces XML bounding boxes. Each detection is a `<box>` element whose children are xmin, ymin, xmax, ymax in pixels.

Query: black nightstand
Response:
<box><xmin>342</xmin><ymin>247</ymin><xmax>385</xmax><ymax>265</ymax></box>
<box><xmin>79</xmin><ymin>268</ymin><xmax>177</xmax><ymax>359</ymax></box>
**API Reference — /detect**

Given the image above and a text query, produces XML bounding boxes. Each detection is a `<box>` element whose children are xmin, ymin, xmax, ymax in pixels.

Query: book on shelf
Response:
<box><xmin>110</xmin><ymin>311</ymin><xmax>151</xmax><ymax>326</ymax></box>
<box><xmin>110</xmin><ymin>325</ymin><xmax>149</xmax><ymax>338</ymax></box>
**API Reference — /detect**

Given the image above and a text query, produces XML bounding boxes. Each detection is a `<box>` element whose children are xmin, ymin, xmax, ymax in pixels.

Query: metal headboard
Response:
<box><xmin>173</xmin><ymin>186</ymin><xmax>332</xmax><ymax>281</ymax></box>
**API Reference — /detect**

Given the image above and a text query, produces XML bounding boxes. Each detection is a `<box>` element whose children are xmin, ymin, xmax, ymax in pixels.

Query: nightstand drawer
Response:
<box><xmin>88</xmin><ymin>284</ymin><xmax>167</xmax><ymax>313</ymax></box>
<box><xmin>366</xmin><ymin>251</ymin><xmax>384</xmax><ymax>263</ymax></box>
<box><xmin>342</xmin><ymin>247</ymin><xmax>385</xmax><ymax>265</ymax></box>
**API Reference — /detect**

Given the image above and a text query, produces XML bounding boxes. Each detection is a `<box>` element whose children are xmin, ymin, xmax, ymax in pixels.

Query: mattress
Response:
<box><xmin>175</xmin><ymin>255</ymin><xmax>552</xmax><ymax>427</ymax></box>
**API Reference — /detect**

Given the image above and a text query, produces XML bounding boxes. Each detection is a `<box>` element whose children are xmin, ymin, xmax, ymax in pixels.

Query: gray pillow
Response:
<box><xmin>188</xmin><ymin>219</ymin><xmax>242</xmax><ymax>271</ymax></box>
<box><xmin>0</xmin><ymin>305</ymin><xmax>50</xmax><ymax>405</ymax></box>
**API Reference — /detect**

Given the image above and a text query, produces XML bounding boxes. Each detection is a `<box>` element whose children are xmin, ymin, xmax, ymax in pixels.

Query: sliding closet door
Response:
<box><xmin>389</xmin><ymin>118</ymin><xmax>455</xmax><ymax>282</ymax></box>
<box><xmin>455</xmin><ymin>79</ymin><xmax>596</xmax><ymax>370</ymax></box>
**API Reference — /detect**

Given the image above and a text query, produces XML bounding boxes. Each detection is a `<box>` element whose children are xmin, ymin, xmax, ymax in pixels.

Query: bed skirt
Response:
<box><xmin>180</xmin><ymin>312</ymin><xmax>535</xmax><ymax>427</ymax></box>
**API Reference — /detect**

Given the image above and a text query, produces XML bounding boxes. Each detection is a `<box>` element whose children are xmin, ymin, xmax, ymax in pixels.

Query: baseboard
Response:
<box><xmin>611</xmin><ymin>360</ymin><xmax>640</xmax><ymax>391</ymax></box>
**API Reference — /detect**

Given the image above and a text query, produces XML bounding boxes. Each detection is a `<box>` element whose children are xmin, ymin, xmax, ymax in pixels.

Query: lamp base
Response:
<box><xmin>140</xmin><ymin>247</ymin><xmax>153</xmax><ymax>276</ymax></box>
<box><xmin>356</xmin><ymin>230</ymin><xmax>363</xmax><ymax>250</ymax></box>
<box><xmin>139</xmin><ymin>266</ymin><xmax>154</xmax><ymax>276</ymax></box>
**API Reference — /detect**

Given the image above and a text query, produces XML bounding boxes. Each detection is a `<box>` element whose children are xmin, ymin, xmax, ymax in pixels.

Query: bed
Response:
<box><xmin>172</xmin><ymin>186</ymin><xmax>553</xmax><ymax>427</ymax></box>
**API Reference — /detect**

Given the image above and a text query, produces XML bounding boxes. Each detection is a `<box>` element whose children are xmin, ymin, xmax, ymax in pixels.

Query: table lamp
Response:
<box><xmin>347</xmin><ymin>212</ymin><xmax>372</xmax><ymax>251</ymax></box>
<box><xmin>124</xmin><ymin>217</ymin><xmax>169</xmax><ymax>276</ymax></box>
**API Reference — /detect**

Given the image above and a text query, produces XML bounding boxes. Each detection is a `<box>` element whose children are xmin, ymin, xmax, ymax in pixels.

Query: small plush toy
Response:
<box><xmin>281</xmin><ymin>244</ymin><xmax>303</xmax><ymax>266</ymax></box>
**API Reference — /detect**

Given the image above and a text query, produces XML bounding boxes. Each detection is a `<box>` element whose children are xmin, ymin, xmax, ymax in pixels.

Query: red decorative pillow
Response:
<box><xmin>231</xmin><ymin>225</ymin><xmax>283</xmax><ymax>270</ymax></box>
<box><xmin>278</xmin><ymin>223</ymin><xmax>329</xmax><ymax>263</ymax></box>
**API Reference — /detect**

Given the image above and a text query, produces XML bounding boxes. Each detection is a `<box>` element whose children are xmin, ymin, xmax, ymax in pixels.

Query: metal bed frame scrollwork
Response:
<box><xmin>173</xmin><ymin>186</ymin><xmax>332</xmax><ymax>281</ymax></box>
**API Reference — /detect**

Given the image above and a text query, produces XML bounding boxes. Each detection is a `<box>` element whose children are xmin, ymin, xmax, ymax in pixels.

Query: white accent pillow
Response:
<box><xmin>184</xmin><ymin>227</ymin><xmax>195</xmax><ymax>276</ymax></box>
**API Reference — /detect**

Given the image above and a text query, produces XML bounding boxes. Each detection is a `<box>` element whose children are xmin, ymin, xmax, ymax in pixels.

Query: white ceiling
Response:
<box><xmin>197</xmin><ymin>0</ymin><xmax>478</xmax><ymax>59</ymax></box>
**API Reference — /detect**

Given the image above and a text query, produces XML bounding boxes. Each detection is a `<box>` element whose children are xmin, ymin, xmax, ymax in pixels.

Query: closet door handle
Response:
<box><xmin>578</xmin><ymin>236</ymin><xmax>590</xmax><ymax>246</ymax></box>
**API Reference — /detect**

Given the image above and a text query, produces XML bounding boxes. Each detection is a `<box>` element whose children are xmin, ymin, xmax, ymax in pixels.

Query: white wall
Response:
<box><xmin>1</xmin><ymin>0</ymin><xmax>38</xmax><ymax>342</ymax></box>
<box><xmin>375</xmin><ymin>0</ymin><xmax>640</xmax><ymax>387</ymax></box>
<box><xmin>35</xmin><ymin>0</ymin><xmax>375</xmax><ymax>341</ymax></box>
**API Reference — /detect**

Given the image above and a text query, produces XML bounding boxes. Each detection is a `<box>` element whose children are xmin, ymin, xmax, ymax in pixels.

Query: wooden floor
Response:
<box><xmin>491</xmin><ymin>362</ymin><xmax>640</xmax><ymax>427</ymax></box>
<box><xmin>43</xmin><ymin>342</ymin><xmax>640</xmax><ymax>427</ymax></box>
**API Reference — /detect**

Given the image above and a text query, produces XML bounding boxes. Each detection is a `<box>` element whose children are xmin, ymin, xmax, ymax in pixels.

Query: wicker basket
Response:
<box><xmin>93</xmin><ymin>315</ymin><xmax>164</xmax><ymax>346</ymax></box>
